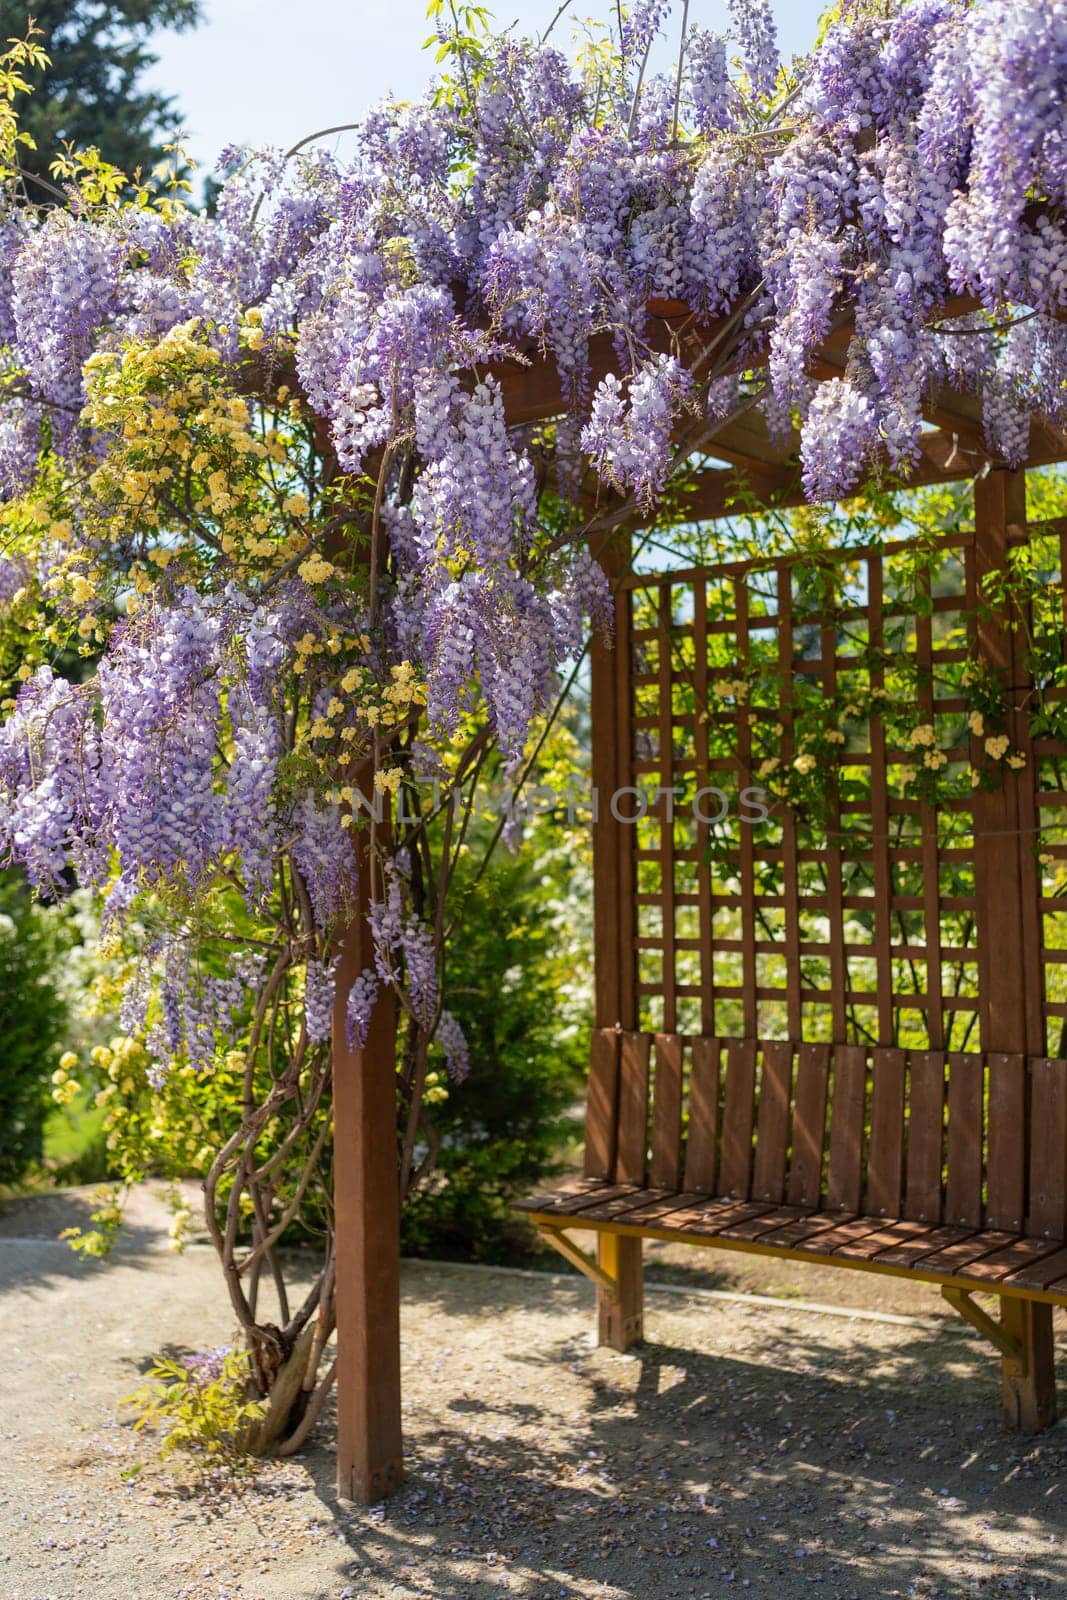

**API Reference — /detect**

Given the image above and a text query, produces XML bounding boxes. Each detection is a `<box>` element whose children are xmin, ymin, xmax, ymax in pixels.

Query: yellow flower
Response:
<box><xmin>825</xmin><ymin>729</ymin><xmax>846</xmax><ymax>745</ymax></box>
<box><xmin>984</xmin><ymin>733</ymin><xmax>1010</xmax><ymax>760</ymax></box>
<box><xmin>793</xmin><ymin>753</ymin><xmax>817</xmax><ymax>775</ymax></box>
<box><xmin>923</xmin><ymin>749</ymin><xmax>947</xmax><ymax>769</ymax></box>
<box><xmin>59</xmin><ymin>1050</ymin><xmax>78</xmax><ymax>1072</ymax></box>
<box><xmin>297</xmin><ymin>555</ymin><xmax>334</xmax><ymax>584</ymax></box>
<box><xmin>967</xmin><ymin>710</ymin><xmax>984</xmax><ymax>737</ymax></box>
<box><xmin>374</xmin><ymin>766</ymin><xmax>403</xmax><ymax>793</ymax></box>
<box><xmin>757</xmin><ymin>757</ymin><xmax>780</xmax><ymax>778</ymax></box>
<box><xmin>1007</xmin><ymin>752</ymin><xmax>1026</xmax><ymax>770</ymax></box>
<box><xmin>909</xmin><ymin>724</ymin><xmax>936</xmax><ymax>747</ymax></box>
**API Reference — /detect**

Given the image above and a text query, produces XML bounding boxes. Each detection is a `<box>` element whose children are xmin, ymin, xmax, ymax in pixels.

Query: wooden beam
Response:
<box><xmin>333</xmin><ymin>795</ymin><xmax>404</xmax><ymax>1505</ymax></box>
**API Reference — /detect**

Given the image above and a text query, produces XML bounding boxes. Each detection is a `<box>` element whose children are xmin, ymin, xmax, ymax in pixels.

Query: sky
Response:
<box><xmin>144</xmin><ymin>0</ymin><xmax>828</xmax><ymax>179</ymax></box>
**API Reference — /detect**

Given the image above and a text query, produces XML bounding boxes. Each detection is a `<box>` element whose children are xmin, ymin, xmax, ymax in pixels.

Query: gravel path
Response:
<box><xmin>2</xmin><ymin>1186</ymin><xmax>1065</xmax><ymax>1600</ymax></box>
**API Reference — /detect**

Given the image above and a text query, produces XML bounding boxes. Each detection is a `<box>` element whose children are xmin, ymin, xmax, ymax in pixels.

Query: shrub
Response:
<box><xmin>400</xmin><ymin>832</ymin><xmax>589</xmax><ymax>1262</ymax></box>
<box><xmin>0</xmin><ymin>873</ymin><xmax>73</xmax><ymax>1187</ymax></box>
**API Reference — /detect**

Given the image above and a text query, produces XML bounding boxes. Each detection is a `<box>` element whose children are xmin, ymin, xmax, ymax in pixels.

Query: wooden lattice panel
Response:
<box><xmin>613</xmin><ymin>513</ymin><xmax>1062</xmax><ymax>1057</ymax></box>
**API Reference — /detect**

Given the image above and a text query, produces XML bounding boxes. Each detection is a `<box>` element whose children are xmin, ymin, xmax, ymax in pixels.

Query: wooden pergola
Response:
<box><xmin>330</xmin><ymin>295</ymin><xmax>1067</xmax><ymax>1502</ymax></box>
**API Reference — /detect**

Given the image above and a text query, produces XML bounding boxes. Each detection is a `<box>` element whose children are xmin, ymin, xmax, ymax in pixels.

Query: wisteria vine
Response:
<box><xmin>0</xmin><ymin>0</ymin><xmax>1062</xmax><ymax>1446</ymax></box>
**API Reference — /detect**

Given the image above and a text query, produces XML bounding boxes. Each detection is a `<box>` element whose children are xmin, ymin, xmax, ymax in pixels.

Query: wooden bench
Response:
<box><xmin>517</xmin><ymin>1032</ymin><xmax>1067</xmax><ymax>1431</ymax></box>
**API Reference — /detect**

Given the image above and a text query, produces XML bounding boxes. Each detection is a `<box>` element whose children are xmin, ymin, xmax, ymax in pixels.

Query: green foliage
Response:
<box><xmin>123</xmin><ymin>1346</ymin><xmax>266</xmax><ymax>1481</ymax></box>
<box><xmin>0</xmin><ymin>0</ymin><xmax>202</xmax><ymax>203</ymax></box>
<box><xmin>0</xmin><ymin>872</ymin><xmax>74</xmax><ymax>1186</ymax></box>
<box><xmin>400</xmin><ymin>830</ymin><xmax>588</xmax><ymax>1262</ymax></box>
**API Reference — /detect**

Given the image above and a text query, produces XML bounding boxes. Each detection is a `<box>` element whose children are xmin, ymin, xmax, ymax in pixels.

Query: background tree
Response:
<box><xmin>0</xmin><ymin>1</ymin><xmax>201</xmax><ymax>200</ymax></box>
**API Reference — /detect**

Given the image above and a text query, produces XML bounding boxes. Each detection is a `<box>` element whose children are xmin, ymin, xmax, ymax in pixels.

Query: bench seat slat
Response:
<box><xmin>619</xmin><ymin>1190</ymin><xmax>711</xmax><ymax>1224</ymax></box>
<box><xmin>953</xmin><ymin>1237</ymin><xmax>1067</xmax><ymax>1284</ymax></box>
<box><xmin>793</xmin><ymin>1216</ymin><xmax>887</xmax><ymax>1254</ymax></box>
<box><xmin>907</xmin><ymin>1230</ymin><xmax>1018</xmax><ymax>1275</ymax></box>
<box><xmin>1003</xmin><ymin>1245</ymin><xmax>1067</xmax><ymax>1291</ymax></box>
<box><xmin>835</xmin><ymin>1219</ymin><xmax>937</xmax><ymax>1260</ymax></box>
<box><xmin>514</xmin><ymin>1177</ymin><xmax>609</xmax><ymax>1213</ymax></box>
<box><xmin>756</xmin><ymin>1210</ymin><xmax>856</xmax><ymax>1248</ymax></box>
<box><xmin>870</xmin><ymin>1224</ymin><xmax>976</xmax><ymax>1267</ymax></box>
<box><xmin>518</xmin><ymin>1182</ymin><xmax>632</xmax><ymax>1217</ymax></box>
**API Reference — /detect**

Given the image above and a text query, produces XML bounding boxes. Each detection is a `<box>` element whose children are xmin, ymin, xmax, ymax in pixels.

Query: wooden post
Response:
<box><xmin>590</xmin><ymin>532</ymin><xmax>643</xmax><ymax>1345</ymax></box>
<box><xmin>597</xmin><ymin>1233</ymin><xmax>644</xmax><ymax>1350</ymax></box>
<box><xmin>999</xmin><ymin>1296</ymin><xmax>1058</xmax><ymax>1433</ymax></box>
<box><xmin>332</xmin><ymin>799</ymin><xmax>403</xmax><ymax>1503</ymax></box>
<box><xmin>973</xmin><ymin>469</ymin><xmax>1057</xmax><ymax>1430</ymax></box>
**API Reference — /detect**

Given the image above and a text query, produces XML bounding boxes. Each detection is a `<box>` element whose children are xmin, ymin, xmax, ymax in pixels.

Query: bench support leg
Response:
<box><xmin>999</xmin><ymin>1297</ymin><xmax>1057</xmax><ymax>1434</ymax></box>
<box><xmin>597</xmin><ymin>1234</ymin><xmax>643</xmax><ymax>1352</ymax></box>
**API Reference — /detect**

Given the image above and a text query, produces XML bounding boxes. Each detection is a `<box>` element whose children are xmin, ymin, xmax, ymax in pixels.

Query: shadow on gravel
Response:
<box><xmin>0</xmin><ymin>1189</ymin><xmax>160</xmax><ymax>1294</ymax></box>
<box><xmin>279</xmin><ymin>1271</ymin><xmax>1067</xmax><ymax>1600</ymax></box>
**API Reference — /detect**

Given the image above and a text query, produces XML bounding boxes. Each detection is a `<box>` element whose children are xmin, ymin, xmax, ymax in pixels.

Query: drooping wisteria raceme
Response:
<box><xmin>0</xmin><ymin>0</ymin><xmax>1062</xmax><ymax>1446</ymax></box>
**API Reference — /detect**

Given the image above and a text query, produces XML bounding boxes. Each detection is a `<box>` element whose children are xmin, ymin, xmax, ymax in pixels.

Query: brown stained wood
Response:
<box><xmin>615</xmin><ymin>1033</ymin><xmax>652</xmax><ymax>1185</ymax></box>
<box><xmin>657</xmin><ymin>586</ymin><xmax>678</xmax><ymax>1032</ymax></box>
<box><xmin>650</xmin><ymin>1034</ymin><xmax>684</xmax><ymax>1189</ymax></box>
<box><xmin>867</xmin><ymin>556</ymin><xmax>895</xmax><ymax>1046</ymax></box>
<box><xmin>957</xmin><ymin>1237</ymin><xmax>1067</xmax><ymax>1284</ymax></box>
<box><xmin>872</xmin><ymin>1224</ymin><xmax>976</xmax><ymax>1267</ymax></box>
<box><xmin>590</xmin><ymin>538</ymin><xmax>626</xmax><ymax>1033</ymax></box>
<box><xmin>597</xmin><ymin>1233</ymin><xmax>644</xmax><ymax>1351</ymax></box>
<box><xmin>578</xmin><ymin>1187</ymin><xmax>664</xmax><ymax>1222</ymax></box>
<box><xmin>987</xmin><ymin>1052</ymin><xmax>1027</xmax><ymax>1231</ymax></box>
<box><xmin>721</xmin><ymin>1204</ymin><xmax>813</xmax><ymax>1242</ymax></box>
<box><xmin>693</xmin><ymin>582</ymin><xmax>716</xmax><ymax>1034</ymax></box>
<box><xmin>752</xmin><ymin>1041</ymin><xmax>795</xmax><ymax>1204</ymax></box>
<box><xmin>835</xmin><ymin>1219</ymin><xmax>936</xmax><ymax>1260</ymax></box>
<box><xmin>777</xmin><ymin>566</ymin><xmax>803</xmax><ymax>1039</ymax></box>
<box><xmin>1028</xmin><ymin>1057</ymin><xmax>1067</xmax><ymax>1238</ymax></box>
<box><xmin>684</xmin><ymin>1037</ymin><xmax>721</xmax><ymax>1192</ymax></box>
<box><xmin>793</xmin><ymin>1217</ymin><xmax>886</xmax><ymax>1255</ymax></box>
<box><xmin>533</xmin><ymin>1183</ymin><xmax>639</xmax><ymax>1217</ymax></box>
<box><xmin>911</xmin><ymin>1230</ymin><xmax>1018</xmax><ymax>1275</ymax></box>
<box><xmin>514</xmin><ymin>1177</ymin><xmax>610</xmax><ymax>1213</ymax></box>
<box><xmin>866</xmin><ymin>1048</ymin><xmax>907</xmax><ymax>1217</ymax></box>
<box><xmin>333</xmin><ymin>798</ymin><xmax>403</xmax><ymax>1505</ymax></box>
<box><xmin>821</xmin><ymin>620</ymin><xmax>849</xmax><ymax>1044</ymax></box>
<box><xmin>945</xmin><ymin>1052</ymin><xmax>985</xmax><ymax>1229</ymax></box>
<box><xmin>684</xmin><ymin>1199</ymin><xmax>776</xmax><ymax>1238</ymax></box>
<box><xmin>904</xmin><ymin>1051</ymin><xmax>946</xmax><ymax>1224</ymax></box>
<box><xmin>584</xmin><ymin>1029</ymin><xmax>621</xmax><ymax>1181</ymax></box>
<box><xmin>758</xmin><ymin>1211</ymin><xmax>857</xmax><ymax>1249</ymax></box>
<box><xmin>787</xmin><ymin>1043</ymin><xmax>831</xmax><ymax>1207</ymax></box>
<box><xmin>735</xmin><ymin>581</ymin><xmax>758</xmax><ymax>1039</ymax></box>
<box><xmin>1004</xmin><ymin>1246</ymin><xmax>1067</xmax><ymax>1290</ymax></box>
<box><xmin>620</xmin><ymin>1190</ymin><xmax>709</xmax><ymax>1223</ymax></box>
<box><xmin>719</xmin><ymin>1038</ymin><xmax>758</xmax><ymax>1199</ymax></box>
<box><xmin>1000</xmin><ymin>1298</ymin><xmax>1058</xmax><ymax>1433</ymax></box>
<box><xmin>826</xmin><ymin>1046</ymin><xmax>869</xmax><ymax>1212</ymax></box>
<box><xmin>972</xmin><ymin>474</ymin><xmax>1029</xmax><ymax>1061</ymax></box>
<box><xmin>615</xmin><ymin>579</ymin><xmax>638</xmax><ymax>1032</ymax></box>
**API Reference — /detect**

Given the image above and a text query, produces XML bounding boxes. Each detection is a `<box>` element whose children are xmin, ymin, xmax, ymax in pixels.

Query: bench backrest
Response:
<box><xmin>583</xmin><ymin>1032</ymin><xmax>1067</xmax><ymax>1240</ymax></box>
